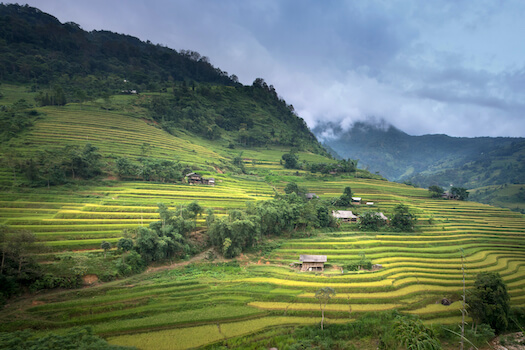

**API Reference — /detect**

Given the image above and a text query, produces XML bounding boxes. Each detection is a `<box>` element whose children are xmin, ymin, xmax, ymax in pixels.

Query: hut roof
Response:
<box><xmin>332</xmin><ymin>210</ymin><xmax>358</xmax><ymax>219</ymax></box>
<box><xmin>299</xmin><ymin>254</ymin><xmax>327</xmax><ymax>263</ymax></box>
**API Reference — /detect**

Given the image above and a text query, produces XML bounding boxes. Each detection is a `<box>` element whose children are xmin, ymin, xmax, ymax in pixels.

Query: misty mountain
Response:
<box><xmin>314</xmin><ymin>120</ymin><xmax>523</xmax><ymax>185</ymax></box>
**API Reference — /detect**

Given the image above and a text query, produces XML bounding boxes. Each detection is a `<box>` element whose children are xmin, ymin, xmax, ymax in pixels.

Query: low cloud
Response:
<box><xmin>24</xmin><ymin>0</ymin><xmax>525</xmax><ymax>137</ymax></box>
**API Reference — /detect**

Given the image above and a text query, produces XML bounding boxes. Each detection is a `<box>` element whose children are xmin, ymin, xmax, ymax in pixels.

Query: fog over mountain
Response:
<box><xmin>21</xmin><ymin>0</ymin><xmax>525</xmax><ymax>138</ymax></box>
<box><xmin>314</xmin><ymin>118</ymin><xmax>524</xmax><ymax>183</ymax></box>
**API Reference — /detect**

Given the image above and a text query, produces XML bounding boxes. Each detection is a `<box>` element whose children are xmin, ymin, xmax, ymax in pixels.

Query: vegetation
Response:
<box><xmin>428</xmin><ymin>185</ymin><xmax>444</xmax><ymax>198</ymax></box>
<box><xmin>315</xmin><ymin>287</ymin><xmax>336</xmax><ymax>330</ymax></box>
<box><xmin>390</xmin><ymin>204</ymin><xmax>417</xmax><ymax>232</ymax></box>
<box><xmin>0</xmin><ymin>327</ymin><xmax>134</xmax><ymax>350</ymax></box>
<box><xmin>0</xmin><ymin>4</ymin><xmax>524</xmax><ymax>350</ymax></box>
<box><xmin>467</xmin><ymin>272</ymin><xmax>510</xmax><ymax>334</ymax></box>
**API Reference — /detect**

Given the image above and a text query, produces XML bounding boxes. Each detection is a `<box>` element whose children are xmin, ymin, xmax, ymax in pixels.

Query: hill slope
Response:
<box><xmin>0</xmin><ymin>5</ymin><xmax>524</xmax><ymax>349</ymax></box>
<box><xmin>315</xmin><ymin>120</ymin><xmax>522</xmax><ymax>182</ymax></box>
<box><xmin>0</xmin><ymin>3</ymin><xmax>327</xmax><ymax>155</ymax></box>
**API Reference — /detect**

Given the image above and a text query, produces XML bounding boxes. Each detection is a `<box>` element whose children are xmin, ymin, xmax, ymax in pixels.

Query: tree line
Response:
<box><xmin>2</xmin><ymin>143</ymin><xmax>187</xmax><ymax>187</ymax></box>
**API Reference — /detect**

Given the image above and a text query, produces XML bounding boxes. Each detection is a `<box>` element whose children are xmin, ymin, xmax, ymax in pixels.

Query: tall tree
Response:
<box><xmin>315</xmin><ymin>287</ymin><xmax>336</xmax><ymax>330</ymax></box>
<box><xmin>390</xmin><ymin>204</ymin><xmax>417</xmax><ymax>232</ymax></box>
<box><xmin>100</xmin><ymin>241</ymin><xmax>111</xmax><ymax>258</ymax></box>
<box><xmin>467</xmin><ymin>272</ymin><xmax>510</xmax><ymax>334</ymax></box>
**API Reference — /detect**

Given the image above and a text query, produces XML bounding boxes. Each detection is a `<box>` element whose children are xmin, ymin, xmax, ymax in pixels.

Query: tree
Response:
<box><xmin>116</xmin><ymin>238</ymin><xmax>133</xmax><ymax>252</ymax></box>
<box><xmin>115</xmin><ymin>157</ymin><xmax>136</xmax><ymax>179</ymax></box>
<box><xmin>284</xmin><ymin>182</ymin><xmax>299</xmax><ymax>195</ymax></box>
<box><xmin>336</xmin><ymin>186</ymin><xmax>353</xmax><ymax>206</ymax></box>
<box><xmin>281</xmin><ymin>152</ymin><xmax>298</xmax><ymax>169</ymax></box>
<box><xmin>232</xmin><ymin>152</ymin><xmax>245</xmax><ymax>173</ymax></box>
<box><xmin>359</xmin><ymin>212</ymin><xmax>387</xmax><ymax>231</ymax></box>
<box><xmin>100</xmin><ymin>241</ymin><xmax>111</xmax><ymax>258</ymax></box>
<box><xmin>467</xmin><ymin>271</ymin><xmax>510</xmax><ymax>334</ymax></box>
<box><xmin>451</xmin><ymin>187</ymin><xmax>469</xmax><ymax>201</ymax></box>
<box><xmin>428</xmin><ymin>185</ymin><xmax>444</xmax><ymax>198</ymax></box>
<box><xmin>186</xmin><ymin>201</ymin><xmax>204</xmax><ymax>220</ymax></box>
<box><xmin>393</xmin><ymin>315</ymin><xmax>442</xmax><ymax>350</ymax></box>
<box><xmin>315</xmin><ymin>287</ymin><xmax>336</xmax><ymax>330</ymax></box>
<box><xmin>390</xmin><ymin>204</ymin><xmax>417</xmax><ymax>232</ymax></box>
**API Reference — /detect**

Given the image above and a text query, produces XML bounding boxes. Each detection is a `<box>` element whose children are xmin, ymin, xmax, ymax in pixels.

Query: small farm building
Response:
<box><xmin>367</xmin><ymin>212</ymin><xmax>388</xmax><ymax>221</ymax></box>
<box><xmin>332</xmin><ymin>210</ymin><xmax>358</xmax><ymax>223</ymax></box>
<box><xmin>186</xmin><ymin>173</ymin><xmax>215</xmax><ymax>186</ymax></box>
<box><xmin>351</xmin><ymin>197</ymin><xmax>362</xmax><ymax>204</ymax></box>
<box><xmin>305</xmin><ymin>193</ymin><xmax>319</xmax><ymax>200</ymax></box>
<box><xmin>299</xmin><ymin>254</ymin><xmax>327</xmax><ymax>272</ymax></box>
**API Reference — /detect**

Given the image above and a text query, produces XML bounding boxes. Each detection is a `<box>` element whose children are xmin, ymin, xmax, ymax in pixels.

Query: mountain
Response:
<box><xmin>1</xmin><ymin>6</ymin><xmax>525</xmax><ymax>349</ymax></box>
<box><xmin>315</xmin><ymin>120</ymin><xmax>523</xmax><ymax>184</ymax></box>
<box><xmin>0</xmin><ymin>3</ymin><xmax>327</xmax><ymax>156</ymax></box>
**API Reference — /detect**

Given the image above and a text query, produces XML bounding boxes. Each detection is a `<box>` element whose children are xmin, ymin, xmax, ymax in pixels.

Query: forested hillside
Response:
<box><xmin>1</xmin><ymin>5</ymin><xmax>524</xmax><ymax>350</ymax></box>
<box><xmin>315</xmin><ymin>120</ymin><xmax>522</xmax><ymax>182</ymax></box>
<box><xmin>0</xmin><ymin>3</ymin><xmax>326</xmax><ymax>155</ymax></box>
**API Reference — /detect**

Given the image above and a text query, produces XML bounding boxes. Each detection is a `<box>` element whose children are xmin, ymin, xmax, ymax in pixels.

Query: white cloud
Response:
<box><xmin>21</xmin><ymin>0</ymin><xmax>525</xmax><ymax>137</ymax></box>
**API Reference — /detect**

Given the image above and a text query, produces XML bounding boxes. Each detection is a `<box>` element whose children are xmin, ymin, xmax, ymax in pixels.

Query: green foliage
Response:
<box><xmin>307</xmin><ymin>158</ymin><xmax>356</xmax><ymax>174</ymax></box>
<box><xmin>35</xmin><ymin>86</ymin><xmax>67</xmax><ymax>106</ymax></box>
<box><xmin>17</xmin><ymin>143</ymin><xmax>104</xmax><ymax>186</ymax></box>
<box><xmin>428</xmin><ymin>185</ymin><xmax>444</xmax><ymax>198</ymax></box>
<box><xmin>0</xmin><ymin>326</ymin><xmax>135</xmax><ymax>349</ymax></box>
<box><xmin>281</xmin><ymin>151</ymin><xmax>299</xmax><ymax>169</ymax></box>
<box><xmin>232</xmin><ymin>153</ymin><xmax>245</xmax><ymax>173</ymax></box>
<box><xmin>117</xmin><ymin>251</ymin><xmax>146</xmax><ymax>277</ymax></box>
<box><xmin>283</xmin><ymin>182</ymin><xmax>309</xmax><ymax>197</ymax></box>
<box><xmin>208</xmin><ymin>211</ymin><xmax>257</xmax><ymax>258</ymax></box>
<box><xmin>359</xmin><ymin>212</ymin><xmax>387</xmax><ymax>231</ymax></box>
<box><xmin>390</xmin><ymin>204</ymin><xmax>417</xmax><ymax>232</ymax></box>
<box><xmin>116</xmin><ymin>238</ymin><xmax>133</xmax><ymax>252</ymax></box>
<box><xmin>451</xmin><ymin>187</ymin><xmax>469</xmax><ymax>201</ymax></box>
<box><xmin>0</xmin><ymin>100</ymin><xmax>39</xmax><ymax>142</ymax></box>
<box><xmin>463</xmin><ymin>324</ymin><xmax>495</xmax><ymax>348</ymax></box>
<box><xmin>392</xmin><ymin>315</ymin><xmax>442</xmax><ymax>349</ymax></box>
<box><xmin>335</xmin><ymin>186</ymin><xmax>353</xmax><ymax>206</ymax></box>
<box><xmin>208</xmin><ymin>197</ymin><xmax>334</xmax><ymax>257</ymax></box>
<box><xmin>345</xmin><ymin>258</ymin><xmax>372</xmax><ymax>271</ymax></box>
<box><xmin>467</xmin><ymin>271</ymin><xmax>510</xmax><ymax>334</ymax></box>
<box><xmin>0</xmin><ymin>226</ymin><xmax>42</xmax><ymax>301</ymax></box>
<box><xmin>135</xmin><ymin>203</ymin><xmax>195</xmax><ymax>263</ymax></box>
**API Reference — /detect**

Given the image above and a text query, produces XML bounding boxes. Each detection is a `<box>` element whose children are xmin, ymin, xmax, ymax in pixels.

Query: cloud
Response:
<box><xmin>21</xmin><ymin>0</ymin><xmax>525</xmax><ymax>137</ymax></box>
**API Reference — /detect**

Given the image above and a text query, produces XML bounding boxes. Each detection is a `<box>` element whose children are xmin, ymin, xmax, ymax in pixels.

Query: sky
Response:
<box><xmin>21</xmin><ymin>0</ymin><xmax>525</xmax><ymax>138</ymax></box>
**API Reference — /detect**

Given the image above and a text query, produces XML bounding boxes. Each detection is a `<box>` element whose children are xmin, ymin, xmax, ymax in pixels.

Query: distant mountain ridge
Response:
<box><xmin>314</xmin><ymin>120</ymin><xmax>524</xmax><ymax>187</ymax></box>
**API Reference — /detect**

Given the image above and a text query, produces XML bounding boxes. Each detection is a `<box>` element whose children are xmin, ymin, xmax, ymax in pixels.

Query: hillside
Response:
<box><xmin>315</xmin><ymin>120</ymin><xmax>522</xmax><ymax>182</ymax></box>
<box><xmin>0</xmin><ymin>3</ymin><xmax>327</xmax><ymax>155</ymax></box>
<box><xmin>0</xmin><ymin>4</ymin><xmax>525</xmax><ymax>350</ymax></box>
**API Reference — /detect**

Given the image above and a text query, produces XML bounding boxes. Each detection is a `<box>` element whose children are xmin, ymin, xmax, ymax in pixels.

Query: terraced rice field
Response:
<box><xmin>1</xmin><ymin>100</ymin><xmax>524</xmax><ymax>347</ymax></box>
<box><xmin>2</xmin><ymin>176</ymin><xmax>524</xmax><ymax>348</ymax></box>
<box><xmin>0</xmin><ymin>177</ymin><xmax>275</xmax><ymax>250</ymax></box>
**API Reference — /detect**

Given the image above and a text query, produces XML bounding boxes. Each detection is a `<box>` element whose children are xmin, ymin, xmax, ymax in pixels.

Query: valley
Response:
<box><xmin>1</xmin><ymin>4</ymin><xmax>525</xmax><ymax>349</ymax></box>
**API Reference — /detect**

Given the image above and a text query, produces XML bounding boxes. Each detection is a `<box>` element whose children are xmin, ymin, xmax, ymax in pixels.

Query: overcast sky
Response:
<box><xmin>22</xmin><ymin>0</ymin><xmax>525</xmax><ymax>137</ymax></box>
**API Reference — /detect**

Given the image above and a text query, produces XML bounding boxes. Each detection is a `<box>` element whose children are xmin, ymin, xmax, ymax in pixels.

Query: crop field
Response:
<box><xmin>0</xmin><ymin>176</ymin><xmax>275</xmax><ymax>250</ymax></box>
<box><xmin>1</xmin><ymin>95</ymin><xmax>524</xmax><ymax>348</ymax></box>
<box><xmin>1</xmin><ymin>174</ymin><xmax>524</xmax><ymax>349</ymax></box>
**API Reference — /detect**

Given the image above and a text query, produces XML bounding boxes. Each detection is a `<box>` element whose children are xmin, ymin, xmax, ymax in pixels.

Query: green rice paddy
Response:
<box><xmin>1</xmin><ymin>98</ymin><xmax>524</xmax><ymax>348</ymax></box>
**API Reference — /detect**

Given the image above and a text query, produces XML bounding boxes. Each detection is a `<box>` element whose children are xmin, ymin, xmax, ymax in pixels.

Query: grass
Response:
<box><xmin>1</xmin><ymin>87</ymin><xmax>524</xmax><ymax>348</ymax></box>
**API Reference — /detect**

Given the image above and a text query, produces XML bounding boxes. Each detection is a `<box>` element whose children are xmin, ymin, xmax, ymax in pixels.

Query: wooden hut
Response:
<box><xmin>332</xmin><ymin>210</ymin><xmax>358</xmax><ymax>223</ymax></box>
<box><xmin>299</xmin><ymin>254</ymin><xmax>327</xmax><ymax>272</ymax></box>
